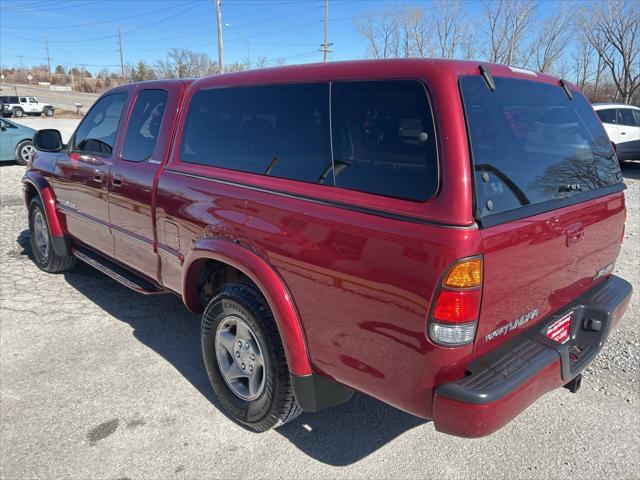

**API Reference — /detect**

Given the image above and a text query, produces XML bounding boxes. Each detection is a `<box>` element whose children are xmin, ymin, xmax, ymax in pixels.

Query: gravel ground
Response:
<box><xmin>0</xmin><ymin>133</ymin><xmax>638</xmax><ymax>478</ymax></box>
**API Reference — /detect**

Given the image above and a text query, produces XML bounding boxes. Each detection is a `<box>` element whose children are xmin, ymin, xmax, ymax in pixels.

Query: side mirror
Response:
<box><xmin>34</xmin><ymin>129</ymin><xmax>64</xmax><ymax>152</ymax></box>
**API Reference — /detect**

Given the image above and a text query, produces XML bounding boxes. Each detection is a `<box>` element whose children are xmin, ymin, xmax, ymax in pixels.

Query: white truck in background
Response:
<box><xmin>0</xmin><ymin>96</ymin><xmax>55</xmax><ymax>118</ymax></box>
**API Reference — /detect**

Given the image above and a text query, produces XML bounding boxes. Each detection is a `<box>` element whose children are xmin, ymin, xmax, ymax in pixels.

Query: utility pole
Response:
<box><xmin>117</xmin><ymin>28</ymin><xmax>125</xmax><ymax>81</ymax></box>
<box><xmin>215</xmin><ymin>0</ymin><xmax>224</xmax><ymax>73</ymax></box>
<box><xmin>320</xmin><ymin>0</ymin><xmax>332</xmax><ymax>62</ymax></box>
<box><xmin>18</xmin><ymin>55</ymin><xmax>23</xmax><ymax>70</ymax></box>
<box><xmin>44</xmin><ymin>34</ymin><xmax>51</xmax><ymax>80</ymax></box>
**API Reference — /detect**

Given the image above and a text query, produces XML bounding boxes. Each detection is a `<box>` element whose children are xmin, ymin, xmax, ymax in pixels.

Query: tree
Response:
<box><xmin>431</xmin><ymin>0</ymin><xmax>465</xmax><ymax>59</ymax></box>
<box><xmin>483</xmin><ymin>0</ymin><xmax>537</xmax><ymax>65</ymax></box>
<box><xmin>155</xmin><ymin>48</ymin><xmax>218</xmax><ymax>79</ymax></box>
<box><xmin>130</xmin><ymin>61</ymin><xmax>156</xmax><ymax>82</ymax></box>
<box><xmin>54</xmin><ymin>65</ymin><xmax>65</xmax><ymax>75</ymax></box>
<box><xmin>355</xmin><ymin>9</ymin><xmax>401</xmax><ymax>59</ymax></box>
<box><xmin>530</xmin><ymin>7</ymin><xmax>573</xmax><ymax>73</ymax></box>
<box><xmin>579</xmin><ymin>0</ymin><xmax>640</xmax><ymax>104</ymax></box>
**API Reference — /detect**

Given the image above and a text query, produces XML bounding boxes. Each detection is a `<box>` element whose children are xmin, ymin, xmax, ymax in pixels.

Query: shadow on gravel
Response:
<box><xmin>16</xmin><ymin>229</ymin><xmax>425</xmax><ymax>466</ymax></box>
<box><xmin>620</xmin><ymin>160</ymin><xmax>639</xmax><ymax>181</ymax></box>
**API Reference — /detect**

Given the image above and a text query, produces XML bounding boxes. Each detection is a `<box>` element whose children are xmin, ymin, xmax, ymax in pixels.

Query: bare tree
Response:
<box><xmin>483</xmin><ymin>0</ymin><xmax>537</xmax><ymax>65</ymax></box>
<box><xmin>355</xmin><ymin>10</ymin><xmax>401</xmax><ymax>59</ymax></box>
<box><xmin>530</xmin><ymin>8</ymin><xmax>573</xmax><ymax>73</ymax></box>
<box><xmin>573</xmin><ymin>35</ymin><xmax>597</xmax><ymax>90</ymax></box>
<box><xmin>155</xmin><ymin>48</ymin><xmax>219</xmax><ymax>79</ymax></box>
<box><xmin>431</xmin><ymin>0</ymin><xmax>465</xmax><ymax>58</ymax></box>
<box><xmin>580</xmin><ymin>0</ymin><xmax>640</xmax><ymax>104</ymax></box>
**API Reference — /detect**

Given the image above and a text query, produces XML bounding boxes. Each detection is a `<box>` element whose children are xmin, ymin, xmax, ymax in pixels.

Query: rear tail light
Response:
<box><xmin>428</xmin><ymin>257</ymin><xmax>482</xmax><ymax>347</ymax></box>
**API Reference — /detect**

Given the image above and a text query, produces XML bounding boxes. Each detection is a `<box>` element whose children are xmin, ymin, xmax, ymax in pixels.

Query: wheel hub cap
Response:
<box><xmin>33</xmin><ymin>211</ymin><xmax>49</xmax><ymax>258</ymax></box>
<box><xmin>215</xmin><ymin>316</ymin><xmax>265</xmax><ymax>401</ymax></box>
<box><xmin>21</xmin><ymin>144</ymin><xmax>35</xmax><ymax>163</ymax></box>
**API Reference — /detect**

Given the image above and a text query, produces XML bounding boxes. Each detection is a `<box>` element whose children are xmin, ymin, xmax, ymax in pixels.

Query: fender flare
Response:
<box><xmin>22</xmin><ymin>172</ymin><xmax>70</xmax><ymax>257</ymax></box>
<box><xmin>182</xmin><ymin>238</ymin><xmax>312</xmax><ymax>376</ymax></box>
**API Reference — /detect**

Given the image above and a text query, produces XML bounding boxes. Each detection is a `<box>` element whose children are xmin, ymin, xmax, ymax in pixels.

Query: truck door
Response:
<box><xmin>52</xmin><ymin>91</ymin><xmax>130</xmax><ymax>257</ymax></box>
<box><xmin>108</xmin><ymin>82</ymin><xmax>183</xmax><ymax>281</ymax></box>
<box><xmin>28</xmin><ymin>97</ymin><xmax>39</xmax><ymax>113</ymax></box>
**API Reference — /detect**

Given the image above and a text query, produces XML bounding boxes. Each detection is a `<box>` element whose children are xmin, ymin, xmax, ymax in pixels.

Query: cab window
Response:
<box><xmin>121</xmin><ymin>89</ymin><xmax>168</xmax><ymax>162</ymax></box>
<box><xmin>72</xmin><ymin>93</ymin><xmax>127</xmax><ymax>156</ymax></box>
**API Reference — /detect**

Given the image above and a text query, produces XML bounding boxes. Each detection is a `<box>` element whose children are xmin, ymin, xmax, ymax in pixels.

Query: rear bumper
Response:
<box><xmin>433</xmin><ymin>275</ymin><xmax>632</xmax><ymax>438</ymax></box>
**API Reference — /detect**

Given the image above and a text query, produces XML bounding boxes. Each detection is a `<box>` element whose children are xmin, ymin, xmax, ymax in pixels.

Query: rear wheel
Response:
<box><xmin>15</xmin><ymin>140</ymin><xmax>34</xmax><ymax>165</ymax></box>
<box><xmin>201</xmin><ymin>282</ymin><xmax>301</xmax><ymax>431</ymax></box>
<box><xmin>44</xmin><ymin>108</ymin><xmax>54</xmax><ymax>117</ymax></box>
<box><xmin>28</xmin><ymin>197</ymin><xmax>76</xmax><ymax>273</ymax></box>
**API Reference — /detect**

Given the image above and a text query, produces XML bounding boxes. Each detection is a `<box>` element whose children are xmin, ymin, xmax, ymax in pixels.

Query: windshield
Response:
<box><xmin>459</xmin><ymin>76</ymin><xmax>622</xmax><ymax>220</ymax></box>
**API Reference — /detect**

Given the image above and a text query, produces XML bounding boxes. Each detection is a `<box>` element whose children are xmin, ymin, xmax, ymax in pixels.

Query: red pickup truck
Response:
<box><xmin>24</xmin><ymin>59</ymin><xmax>632</xmax><ymax>437</ymax></box>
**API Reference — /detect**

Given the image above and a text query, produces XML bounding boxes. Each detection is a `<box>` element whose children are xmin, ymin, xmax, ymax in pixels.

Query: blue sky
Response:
<box><xmin>1</xmin><ymin>0</ymin><xmax>551</xmax><ymax>73</ymax></box>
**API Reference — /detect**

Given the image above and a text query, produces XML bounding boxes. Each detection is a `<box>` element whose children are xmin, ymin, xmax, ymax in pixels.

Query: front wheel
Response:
<box><xmin>28</xmin><ymin>197</ymin><xmax>76</xmax><ymax>273</ymax></box>
<box><xmin>13</xmin><ymin>108</ymin><xmax>23</xmax><ymax>118</ymax></box>
<box><xmin>201</xmin><ymin>282</ymin><xmax>301</xmax><ymax>432</ymax></box>
<box><xmin>15</xmin><ymin>140</ymin><xmax>35</xmax><ymax>165</ymax></box>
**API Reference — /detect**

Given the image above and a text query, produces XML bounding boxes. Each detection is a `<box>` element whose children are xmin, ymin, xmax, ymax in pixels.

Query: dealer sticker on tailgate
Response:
<box><xmin>546</xmin><ymin>312</ymin><xmax>572</xmax><ymax>344</ymax></box>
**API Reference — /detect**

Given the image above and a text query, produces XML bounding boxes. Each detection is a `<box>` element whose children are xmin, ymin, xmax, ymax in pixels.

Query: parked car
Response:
<box><xmin>0</xmin><ymin>118</ymin><xmax>35</xmax><ymax>165</ymax></box>
<box><xmin>593</xmin><ymin>103</ymin><xmax>640</xmax><ymax>162</ymax></box>
<box><xmin>24</xmin><ymin>60</ymin><xmax>632</xmax><ymax>438</ymax></box>
<box><xmin>0</xmin><ymin>95</ymin><xmax>54</xmax><ymax>118</ymax></box>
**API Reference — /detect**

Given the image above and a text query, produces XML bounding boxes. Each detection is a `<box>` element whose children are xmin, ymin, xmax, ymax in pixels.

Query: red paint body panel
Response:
<box><xmin>22</xmin><ymin>60</ymin><xmax>631</xmax><ymax>434</ymax></box>
<box><xmin>155</xmin><ymin>169</ymin><xmax>483</xmax><ymax>414</ymax></box>
<box><xmin>433</xmin><ymin>361</ymin><xmax>563</xmax><ymax>438</ymax></box>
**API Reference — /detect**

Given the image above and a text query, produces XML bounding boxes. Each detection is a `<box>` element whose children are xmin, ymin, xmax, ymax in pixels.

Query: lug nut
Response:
<box><xmin>250</xmin><ymin>354</ymin><xmax>255</xmax><ymax>360</ymax></box>
<box><xmin>245</xmin><ymin>341</ymin><xmax>250</xmax><ymax>348</ymax></box>
<box><xmin>241</xmin><ymin>363</ymin><xmax>246</xmax><ymax>370</ymax></box>
<box><xmin>249</xmin><ymin>365</ymin><xmax>254</xmax><ymax>373</ymax></box>
<box><xmin>235</xmin><ymin>351</ymin><xmax>240</xmax><ymax>358</ymax></box>
<box><xmin>237</xmin><ymin>341</ymin><xmax>242</xmax><ymax>347</ymax></box>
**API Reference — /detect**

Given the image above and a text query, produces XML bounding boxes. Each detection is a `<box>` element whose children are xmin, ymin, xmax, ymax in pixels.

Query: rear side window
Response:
<box><xmin>596</xmin><ymin>109</ymin><xmax>617</xmax><ymax>124</ymax></box>
<box><xmin>633</xmin><ymin>110</ymin><xmax>640</xmax><ymax>126</ymax></box>
<box><xmin>460</xmin><ymin>76</ymin><xmax>621</xmax><ymax>220</ymax></box>
<box><xmin>73</xmin><ymin>93</ymin><xmax>127</xmax><ymax>155</ymax></box>
<box><xmin>181</xmin><ymin>84</ymin><xmax>331</xmax><ymax>184</ymax></box>
<box><xmin>121</xmin><ymin>89</ymin><xmax>167</xmax><ymax>162</ymax></box>
<box><xmin>618</xmin><ymin>108</ymin><xmax>636</xmax><ymax>127</ymax></box>
<box><xmin>331</xmin><ymin>81</ymin><xmax>438</xmax><ymax>201</ymax></box>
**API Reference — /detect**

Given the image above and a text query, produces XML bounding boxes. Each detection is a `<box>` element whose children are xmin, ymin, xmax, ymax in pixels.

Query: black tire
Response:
<box><xmin>35</xmin><ymin>112</ymin><xmax>43</xmax><ymax>116</ymax></box>
<box><xmin>44</xmin><ymin>108</ymin><xmax>54</xmax><ymax>117</ymax></box>
<box><xmin>201</xmin><ymin>282</ymin><xmax>301</xmax><ymax>432</ymax></box>
<box><xmin>15</xmin><ymin>140</ymin><xmax>34</xmax><ymax>166</ymax></box>
<box><xmin>13</xmin><ymin>107</ymin><xmax>24</xmax><ymax>118</ymax></box>
<box><xmin>28</xmin><ymin>197</ymin><xmax>76</xmax><ymax>273</ymax></box>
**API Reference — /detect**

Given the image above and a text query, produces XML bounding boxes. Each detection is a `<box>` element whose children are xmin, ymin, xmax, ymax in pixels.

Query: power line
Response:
<box><xmin>0</xmin><ymin>1</ymin><xmax>194</xmax><ymax>30</ymax></box>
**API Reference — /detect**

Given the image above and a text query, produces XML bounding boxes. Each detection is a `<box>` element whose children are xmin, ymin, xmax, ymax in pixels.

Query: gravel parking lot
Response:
<box><xmin>1</xmin><ymin>118</ymin><xmax>638</xmax><ymax>479</ymax></box>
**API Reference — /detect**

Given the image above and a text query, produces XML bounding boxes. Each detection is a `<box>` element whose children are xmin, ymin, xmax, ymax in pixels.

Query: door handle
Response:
<box><xmin>566</xmin><ymin>226</ymin><xmax>585</xmax><ymax>246</ymax></box>
<box><xmin>93</xmin><ymin>170</ymin><xmax>104</xmax><ymax>183</ymax></box>
<box><xmin>620</xmin><ymin>131</ymin><xmax>626</xmax><ymax>135</ymax></box>
<box><xmin>112</xmin><ymin>174</ymin><xmax>124</xmax><ymax>186</ymax></box>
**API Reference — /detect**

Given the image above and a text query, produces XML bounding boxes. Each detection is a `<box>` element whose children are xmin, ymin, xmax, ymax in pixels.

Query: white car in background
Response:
<box><xmin>593</xmin><ymin>103</ymin><xmax>640</xmax><ymax>163</ymax></box>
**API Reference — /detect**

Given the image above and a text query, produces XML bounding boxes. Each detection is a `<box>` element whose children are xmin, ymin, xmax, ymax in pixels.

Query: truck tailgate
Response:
<box><xmin>474</xmin><ymin>192</ymin><xmax>625</xmax><ymax>358</ymax></box>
